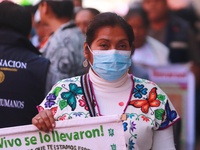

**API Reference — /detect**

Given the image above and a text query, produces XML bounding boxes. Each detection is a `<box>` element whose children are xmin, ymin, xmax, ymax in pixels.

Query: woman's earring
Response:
<box><xmin>83</xmin><ymin>59</ymin><xmax>88</xmax><ymax>68</ymax></box>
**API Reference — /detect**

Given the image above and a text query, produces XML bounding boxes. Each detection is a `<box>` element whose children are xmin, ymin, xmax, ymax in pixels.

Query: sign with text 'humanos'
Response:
<box><xmin>0</xmin><ymin>115</ymin><xmax>126</xmax><ymax>150</ymax></box>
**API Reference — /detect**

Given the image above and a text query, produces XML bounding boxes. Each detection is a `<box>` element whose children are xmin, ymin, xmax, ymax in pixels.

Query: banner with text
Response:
<box><xmin>148</xmin><ymin>64</ymin><xmax>195</xmax><ymax>150</ymax></box>
<box><xmin>0</xmin><ymin>115</ymin><xmax>126</xmax><ymax>150</ymax></box>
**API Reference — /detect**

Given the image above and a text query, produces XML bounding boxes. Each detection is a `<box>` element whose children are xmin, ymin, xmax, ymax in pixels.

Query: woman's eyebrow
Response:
<box><xmin>96</xmin><ymin>39</ymin><xmax>110</xmax><ymax>42</ymax></box>
<box><xmin>118</xmin><ymin>39</ymin><xmax>129</xmax><ymax>42</ymax></box>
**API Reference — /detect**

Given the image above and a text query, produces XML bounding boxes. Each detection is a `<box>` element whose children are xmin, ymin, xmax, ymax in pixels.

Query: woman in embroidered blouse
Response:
<box><xmin>32</xmin><ymin>12</ymin><xmax>179</xmax><ymax>150</ymax></box>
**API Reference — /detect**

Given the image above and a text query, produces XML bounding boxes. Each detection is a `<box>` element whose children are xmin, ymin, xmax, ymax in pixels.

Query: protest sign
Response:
<box><xmin>148</xmin><ymin>64</ymin><xmax>195</xmax><ymax>150</ymax></box>
<box><xmin>0</xmin><ymin>115</ymin><xmax>126</xmax><ymax>150</ymax></box>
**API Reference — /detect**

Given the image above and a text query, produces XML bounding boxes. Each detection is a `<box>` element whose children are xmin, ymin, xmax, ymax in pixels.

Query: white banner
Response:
<box><xmin>0</xmin><ymin>115</ymin><xmax>126</xmax><ymax>150</ymax></box>
<box><xmin>148</xmin><ymin>64</ymin><xmax>195</xmax><ymax>150</ymax></box>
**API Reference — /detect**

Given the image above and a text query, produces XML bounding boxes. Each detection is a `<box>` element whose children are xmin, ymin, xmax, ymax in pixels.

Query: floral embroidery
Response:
<box><xmin>51</xmin><ymin>107</ymin><xmax>58</xmax><ymax>116</ymax></box>
<box><xmin>59</xmin><ymin>99</ymin><xmax>68</xmax><ymax>110</ymax></box>
<box><xmin>53</xmin><ymin>87</ymin><xmax>62</xmax><ymax>97</ymax></box>
<box><xmin>44</xmin><ymin>87</ymin><xmax>63</xmax><ymax>108</ymax></box>
<box><xmin>134</xmin><ymin>78</ymin><xmax>156</xmax><ymax>86</ymax></box>
<box><xmin>78</xmin><ymin>96</ymin><xmax>88</xmax><ymax>111</ymax></box>
<box><xmin>46</xmin><ymin>93</ymin><xmax>56</xmax><ymax>100</ymax></box>
<box><xmin>73</xmin><ymin>112</ymin><xmax>83</xmax><ymax>117</ymax></box>
<box><xmin>45</xmin><ymin>93</ymin><xmax>56</xmax><ymax>108</ymax></box>
<box><xmin>134</xmin><ymin>78</ymin><xmax>143</xmax><ymax>83</ymax></box>
<box><xmin>130</xmin><ymin>121</ymin><xmax>136</xmax><ymax>132</ymax></box>
<box><xmin>133</xmin><ymin>84</ymin><xmax>147</xmax><ymax>98</ymax></box>
<box><xmin>123</xmin><ymin>122</ymin><xmax>128</xmax><ymax>131</ymax></box>
<box><xmin>157</xmin><ymin>94</ymin><xmax>166</xmax><ymax>104</ymax></box>
<box><xmin>141</xmin><ymin>116</ymin><xmax>150</xmax><ymax>122</ymax></box>
<box><xmin>129</xmin><ymin>139</ymin><xmax>135</xmax><ymax>149</ymax></box>
<box><xmin>63</xmin><ymin>77</ymin><xmax>80</xmax><ymax>83</ymax></box>
<box><xmin>127</xmin><ymin>113</ymin><xmax>135</xmax><ymax>119</ymax></box>
<box><xmin>155</xmin><ymin>109</ymin><xmax>165</xmax><ymax>120</ymax></box>
<box><xmin>58</xmin><ymin>114</ymin><xmax>67</xmax><ymax>121</ymax></box>
<box><xmin>57</xmin><ymin>112</ymin><xmax>90</xmax><ymax>120</ymax></box>
<box><xmin>38</xmin><ymin>76</ymin><xmax>179</xmax><ymax>150</ymax></box>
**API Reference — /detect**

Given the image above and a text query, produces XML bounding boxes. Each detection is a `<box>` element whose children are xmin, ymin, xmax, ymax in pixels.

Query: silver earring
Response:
<box><xmin>83</xmin><ymin>59</ymin><xmax>88</xmax><ymax>68</ymax></box>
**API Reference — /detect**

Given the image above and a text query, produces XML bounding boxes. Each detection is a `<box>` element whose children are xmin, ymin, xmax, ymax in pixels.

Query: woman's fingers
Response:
<box><xmin>38</xmin><ymin>116</ymin><xmax>49</xmax><ymax>132</ymax></box>
<box><xmin>41</xmin><ymin>109</ymin><xmax>55</xmax><ymax>132</ymax></box>
<box><xmin>32</xmin><ymin>110</ymin><xmax>55</xmax><ymax>132</ymax></box>
<box><xmin>32</xmin><ymin>115</ymin><xmax>43</xmax><ymax>130</ymax></box>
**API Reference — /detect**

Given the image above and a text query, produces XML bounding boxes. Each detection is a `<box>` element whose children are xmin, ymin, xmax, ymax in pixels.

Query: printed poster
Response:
<box><xmin>0</xmin><ymin>115</ymin><xmax>126</xmax><ymax>150</ymax></box>
<box><xmin>148</xmin><ymin>64</ymin><xmax>195</xmax><ymax>150</ymax></box>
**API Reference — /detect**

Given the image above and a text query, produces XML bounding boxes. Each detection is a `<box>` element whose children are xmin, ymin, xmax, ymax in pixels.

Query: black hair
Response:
<box><xmin>24</xmin><ymin>4</ymin><xmax>38</xmax><ymax>15</ymax></box>
<box><xmin>124</xmin><ymin>7</ymin><xmax>149</xmax><ymax>27</ymax></box>
<box><xmin>0</xmin><ymin>1</ymin><xmax>32</xmax><ymax>36</ymax></box>
<box><xmin>41</xmin><ymin>0</ymin><xmax>74</xmax><ymax>19</ymax></box>
<box><xmin>86</xmin><ymin>12</ymin><xmax>135</xmax><ymax>52</ymax></box>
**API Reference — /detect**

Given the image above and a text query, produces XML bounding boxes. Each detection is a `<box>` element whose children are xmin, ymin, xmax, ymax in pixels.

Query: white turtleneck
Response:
<box><xmin>88</xmin><ymin>69</ymin><xmax>133</xmax><ymax>116</ymax></box>
<box><xmin>88</xmin><ymin>69</ymin><xmax>175</xmax><ymax>150</ymax></box>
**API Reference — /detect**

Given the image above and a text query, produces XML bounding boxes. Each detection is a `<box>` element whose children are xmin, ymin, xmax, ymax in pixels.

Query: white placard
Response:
<box><xmin>148</xmin><ymin>64</ymin><xmax>195</xmax><ymax>150</ymax></box>
<box><xmin>0</xmin><ymin>115</ymin><xmax>126</xmax><ymax>150</ymax></box>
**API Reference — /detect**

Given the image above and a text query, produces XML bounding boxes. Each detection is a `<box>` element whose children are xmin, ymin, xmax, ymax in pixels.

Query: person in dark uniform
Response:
<box><xmin>0</xmin><ymin>1</ymin><xmax>50</xmax><ymax>128</ymax></box>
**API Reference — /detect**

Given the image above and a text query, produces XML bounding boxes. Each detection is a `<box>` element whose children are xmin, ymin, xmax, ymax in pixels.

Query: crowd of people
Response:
<box><xmin>0</xmin><ymin>0</ymin><xmax>200</xmax><ymax>149</ymax></box>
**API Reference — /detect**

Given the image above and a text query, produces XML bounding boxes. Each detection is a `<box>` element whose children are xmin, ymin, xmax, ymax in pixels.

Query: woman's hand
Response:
<box><xmin>32</xmin><ymin>109</ymin><xmax>55</xmax><ymax>133</ymax></box>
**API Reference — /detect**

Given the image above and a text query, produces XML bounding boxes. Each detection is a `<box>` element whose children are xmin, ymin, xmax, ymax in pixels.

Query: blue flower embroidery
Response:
<box><xmin>123</xmin><ymin>122</ymin><xmax>128</xmax><ymax>131</ymax></box>
<box><xmin>73</xmin><ymin>112</ymin><xmax>83</xmax><ymax>117</ymax></box>
<box><xmin>127</xmin><ymin>113</ymin><xmax>134</xmax><ymax>119</ymax></box>
<box><xmin>129</xmin><ymin>139</ymin><xmax>135</xmax><ymax>149</ymax></box>
<box><xmin>133</xmin><ymin>84</ymin><xmax>147</xmax><ymax>98</ymax></box>
<box><xmin>134</xmin><ymin>78</ymin><xmax>142</xmax><ymax>83</ymax></box>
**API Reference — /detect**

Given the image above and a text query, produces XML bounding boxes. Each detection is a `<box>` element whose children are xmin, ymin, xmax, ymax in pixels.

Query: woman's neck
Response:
<box><xmin>88</xmin><ymin>68</ymin><xmax>130</xmax><ymax>91</ymax></box>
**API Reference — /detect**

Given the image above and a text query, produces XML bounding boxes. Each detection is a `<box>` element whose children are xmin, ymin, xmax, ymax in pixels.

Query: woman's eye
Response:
<box><xmin>100</xmin><ymin>44</ymin><xmax>108</xmax><ymax>49</ymax></box>
<box><xmin>100</xmin><ymin>44</ymin><xmax>106</xmax><ymax>47</ymax></box>
<box><xmin>118</xmin><ymin>44</ymin><xmax>128</xmax><ymax>49</ymax></box>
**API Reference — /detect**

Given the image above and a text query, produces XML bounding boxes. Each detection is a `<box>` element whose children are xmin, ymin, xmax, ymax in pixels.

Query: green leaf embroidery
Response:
<box><xmin>155</xmin><ymin>109</ymin><xmax>165</xmax><ymax>120</ymax></box>
<box><xmin>59</xmin><ymin>100</ymin><xmax>68</xmax><ymax>110</ymax></box>
<box><xmin>53</xmin><ymin>87</ymin><xmax>62</xmax><ymax>97</ymax></box>
<box><xmin>134</xmin><ymin>134</ymin><xmax>137</xmax><ymax>139</ymax></box>
<box><xmin>157</xmin><ymin>94</ymin><xmax>166</xmax><ymax>101</ymax></box>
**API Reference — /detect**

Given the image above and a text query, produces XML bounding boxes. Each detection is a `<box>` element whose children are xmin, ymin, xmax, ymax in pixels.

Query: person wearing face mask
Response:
<box><xmin>32</xmin><ymin>12</ymin><xmax>179</xmax><ymax>150</ymax></box>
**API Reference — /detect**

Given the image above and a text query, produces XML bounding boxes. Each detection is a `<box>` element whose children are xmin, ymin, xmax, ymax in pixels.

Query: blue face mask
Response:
<box><xmin>88</xmin><ymin>46</ymin><xmax>131</xmax><ymax>82</ymax></box>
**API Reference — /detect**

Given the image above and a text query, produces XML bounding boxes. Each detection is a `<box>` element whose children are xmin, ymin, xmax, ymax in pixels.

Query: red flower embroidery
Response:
<box><xmin>141</xmin><ymin>115</ymin><xmax>149</xmax><ymax>122</ymax></box>
<box><xmin>51</xmin><ymin>107</ymin><xmax>58</xmax><ymax>116</ymax></box>
<box><xmin>78</xmin><ymin>96</ymin><xmax>88</xmax><ymax>111</ymax></box>
<box><xmin>58</xmin><ymin>114</ymin><xmax>67</xmax><ymax>121</ymax></box>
